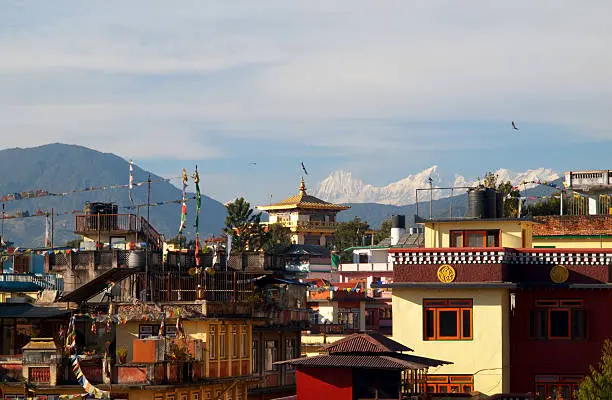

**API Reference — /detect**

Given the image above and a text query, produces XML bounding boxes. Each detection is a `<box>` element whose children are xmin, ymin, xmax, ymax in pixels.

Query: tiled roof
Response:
<box><xmin>533</xmin><ymin>215</ymin><xmax>612</xmax><ymax>236</ymax></box>
<box><xmin>22</xmin><ymin>338</ymin><xmax>57</xmax><ymax>351</ymax></box>
<box><xmin>257</xmin><ymin>178</ymin><xmax>349</xmax><ymax>211</ymax></box>
<box><xmin>276</xmin><ymin>353</ymin><xmax>450</xmax><ymax>370</ymax></box>
<box><xmin>322</xmin><ymin>333</ymin><xmax>412</xmax><ymax>354</ymax></box>
<box><xmin>377</xmin><ymin>233</ymin><xmax>424</xmax><ymax>248</ymax></box>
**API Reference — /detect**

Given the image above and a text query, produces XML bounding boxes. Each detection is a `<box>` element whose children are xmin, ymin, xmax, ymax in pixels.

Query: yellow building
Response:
<box><xmin>384</xmin><ymin>216</ymin><xmax>534</xmax><ymax>395</ymax></box>
<box><xmin>257</xmin><ymin>178</ymin><xmax>349</xmax><ymax>247</ymax></box>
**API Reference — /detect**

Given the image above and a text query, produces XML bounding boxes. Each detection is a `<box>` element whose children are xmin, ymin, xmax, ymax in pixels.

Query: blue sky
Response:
<box><xmin>1</xmin><ymin>1</ymin><xmax>611</xmax><ymax>204</ymax></box>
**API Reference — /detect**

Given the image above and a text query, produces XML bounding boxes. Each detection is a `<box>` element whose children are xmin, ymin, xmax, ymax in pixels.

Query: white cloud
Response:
<box><xmin>0</xmin><ymin>0</ymin><xmax>611</xmax><ymax>160</ymax></box>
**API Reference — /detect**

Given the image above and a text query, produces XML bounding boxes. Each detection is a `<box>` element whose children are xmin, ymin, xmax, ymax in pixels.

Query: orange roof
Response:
<box><xmin>257</xmin><ymin>178</ymin><xmax>349</xmax><ymax>212</ymax></box>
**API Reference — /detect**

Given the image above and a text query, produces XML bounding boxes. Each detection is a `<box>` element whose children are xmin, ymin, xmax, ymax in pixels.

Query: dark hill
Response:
<box><xmin>0</xmin><ymin>144</ymin><xmax>226</xmax><ymax>247</ymax></box>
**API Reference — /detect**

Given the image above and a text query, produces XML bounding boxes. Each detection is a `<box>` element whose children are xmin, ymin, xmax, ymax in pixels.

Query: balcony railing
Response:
<box><xmin>339</xmin><ymin>262</ymin><xmax>392</xmax><ymax>272</ymax></box>
<box><xmin>266</xmin><ymin>220</ymin><xmax>338</xmax><ymax>231</ymax></box>
<box><xmin>74</xmin><ymin>214</ymin><xmax>138</xmax><ymax>234</ymax></box>
<box><xmin>0</xmin><ymin>273</ymin><xmax>63</xmax><ymax>291</ymax></box>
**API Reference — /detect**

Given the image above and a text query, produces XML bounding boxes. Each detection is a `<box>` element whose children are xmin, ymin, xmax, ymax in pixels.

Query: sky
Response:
<box><xmin>1</xmin><ymin>1</ymin><xmax>612</xmax><ymax>205</ymax></box>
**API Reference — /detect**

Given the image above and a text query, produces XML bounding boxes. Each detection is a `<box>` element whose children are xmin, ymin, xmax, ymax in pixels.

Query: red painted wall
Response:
<box><xmin>510</xmin><ymin>288</ymin><xmax>612</xmax><ymax>392</ymax></box>
<box><xmin>296</xmin><ymin>367</ymin><xmax>352</xmax><ymax>400</ymax></box>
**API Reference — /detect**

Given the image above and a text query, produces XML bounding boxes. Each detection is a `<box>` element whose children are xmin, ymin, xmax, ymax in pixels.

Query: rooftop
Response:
<box><xmin>257</xmin><ymin>178</ymin><xmax>350</xmax><ymax>212</ymax></box>
<box><xmin>322</xmin><ymin>332</ymin><xmax>412</xmax><ymax>353</ymax></box>
<box><xmin>533</xmin><ymin>215</ymin><xmax>612</xmax><ymax>237</ymax></box>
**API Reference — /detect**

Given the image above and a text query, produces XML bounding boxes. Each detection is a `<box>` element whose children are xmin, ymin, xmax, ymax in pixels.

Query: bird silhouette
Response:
<box><xmin>512</xmin><ymin>121</ymin><xmax>519</xmax><ymax>131</ymax></box>
<box><xmin>249</xmin><ymin>162</ymin><xmax>257</xmax><ymax>166</ymax></box>
<box><xmin>301</xmin><ymin>162</ymin><xmax>308</xmax><ymax>175</ymax></box>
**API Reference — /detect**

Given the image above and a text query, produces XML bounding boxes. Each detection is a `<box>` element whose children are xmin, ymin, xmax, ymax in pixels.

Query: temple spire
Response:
<box><xmin>299</xmin><ymin>177</ymin><xmax>307</xmax><ymax>193</ymax></box>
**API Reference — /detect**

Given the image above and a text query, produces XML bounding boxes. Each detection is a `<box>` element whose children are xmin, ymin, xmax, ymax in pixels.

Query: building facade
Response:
<box><xmin>257</xmin><ymin>178</ymin><xmax>349</xmax><ymax>247</ymax></box>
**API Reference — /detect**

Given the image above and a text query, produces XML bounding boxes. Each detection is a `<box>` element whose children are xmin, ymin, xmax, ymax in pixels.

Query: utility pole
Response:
<box><xmin>428</xmin><ymin>177</ymin><xmax>433</xmax><ymax>219</ymax></box>
<box><xmin>51</xmin><ymin>208</ymin><xmax>54</xmax><ymax>248</ymax></box>
<box><xmin>1</xmin><ymin>202</ymin><xmax>4</xmax><ymax>244</ymax></box>
<box><xmin>147</xmin><ymin>174</ymin><xmax>151</xmax><ymax>223</ymax></box>
<box><xmin>560</xmin><ymin>190</ymin><xmax>564</xmax><ymax>216</ymax></box>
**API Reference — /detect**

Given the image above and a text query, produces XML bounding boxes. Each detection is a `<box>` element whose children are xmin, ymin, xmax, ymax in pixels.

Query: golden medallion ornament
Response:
<box><xmin>550</xmin><ymin>265</ymin><xmax>569</xmax><ymax>284</ymax></box>
<box><xmin>437</xmin><ymin>264</ymin><xmax>456</xmax><ymax>283</ymax></box>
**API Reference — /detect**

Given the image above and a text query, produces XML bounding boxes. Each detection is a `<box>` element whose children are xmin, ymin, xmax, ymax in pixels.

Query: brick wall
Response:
<box><xmin>533</xmin><ymin>215</ymin><xmax>612</xmax><ymax>236</ymax></box>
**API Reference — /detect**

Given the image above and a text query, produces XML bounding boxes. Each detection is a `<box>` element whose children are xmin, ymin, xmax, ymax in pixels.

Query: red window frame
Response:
<box><xmin>426</xmin><ymin>375</ymin><xmax>474</xmax><ymax>394</ymax></box>
<box><xmin>531</xmin><ymin>299</ymin><xmax>586</xmax><ymax>341</ymax></box>
<box><xmin>535</xmin><ymin>375</ymin><xmax>582</xmax><ymax>400</ymax></box>
<box><xmin>449</xmin><ymin>230</ymin><xmax>500</xmax><ymax>248</ymax></box>
<box><xmin>424</xmin><ymin>299</ymin><xmax>473</xmax><ymax>341</ymax></box>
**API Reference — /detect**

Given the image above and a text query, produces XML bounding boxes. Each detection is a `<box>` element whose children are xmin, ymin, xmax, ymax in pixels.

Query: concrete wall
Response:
<box><xmin>424</xmin><ymin>220</ymin><xmax>531</xmax><ymax>249</ymax></box>
<box><xmin>392</xmin><ymin>287</ymin><xmax>510</xmax><ymax>395</ymax></box>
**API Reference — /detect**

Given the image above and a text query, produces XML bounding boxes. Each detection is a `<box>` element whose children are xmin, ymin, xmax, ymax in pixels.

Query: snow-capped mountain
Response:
<box><xmin>313</xmin><ymin>166</ymin><xmax>560</xmax><ymax>206</ymax></box>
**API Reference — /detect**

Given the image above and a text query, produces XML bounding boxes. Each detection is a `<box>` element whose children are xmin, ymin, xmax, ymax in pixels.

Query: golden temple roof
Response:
<box><xmin>257</xmin><ymin>177</ymin><xmax>350</xmax><ymax>212</ymax></box>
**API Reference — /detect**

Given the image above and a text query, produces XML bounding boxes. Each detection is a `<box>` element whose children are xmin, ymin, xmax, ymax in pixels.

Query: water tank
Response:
<box><xmin>496</xmin><ymin>191</ymin><xmax>504</xmax><ymax>218</ymax></box>
<box><xmin>127</xmin><ymin>250</ymin><xmax>146</xmax><ymax>268</ymax></box>
<box><xmin>467</xmin><ymin>188</ymin><xmax>498</xmax><ymax>218</ymax></box>
<box><xmin>390</xmin><ymin>215</ymin><xmax>406</xmax><ymax>246</ymax></box>
<box><xmin>84</xmin><ymin>202</ymin><xmax>118</xmax><ymax>215</ymax></box>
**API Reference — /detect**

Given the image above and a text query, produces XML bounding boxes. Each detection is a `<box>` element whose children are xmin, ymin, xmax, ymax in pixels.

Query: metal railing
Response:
<box><xmin>0</xmin><ymin>273</ymin><xmax>63</xmax><ymax>291</ymax></box>
<box><xmin>141</xmin><ymin>216</ymin><xmax>164</xmax><ymax>250</ymax></box>
<box><xmin>147</xmin><ymin>271</ymin><xmax>256</xmax><ymax>303</ymax></box>
<box><xmin>74</xmin><ymin>214</ymin><xmax>138</xmax><ymax>233</ymax></box>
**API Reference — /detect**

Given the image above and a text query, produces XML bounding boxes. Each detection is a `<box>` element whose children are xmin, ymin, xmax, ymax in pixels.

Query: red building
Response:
<box><xmin>277</xmin><ymin>333</ymin><xmax>449</xmax><ymax>400</ymax></box>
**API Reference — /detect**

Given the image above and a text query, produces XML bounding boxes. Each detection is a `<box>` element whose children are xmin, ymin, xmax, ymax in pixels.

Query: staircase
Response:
<box><xmin>140</xmin><ymin>217</ymin><xmax>165</xmax><ymax>252</ymax></box>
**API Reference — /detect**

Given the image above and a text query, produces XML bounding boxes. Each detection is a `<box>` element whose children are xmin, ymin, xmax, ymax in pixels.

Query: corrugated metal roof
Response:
<box><xmin>322</xmin><ymin>333</ymin><xmax>412</xmax><ymax>354</ymax></box>
<box><xmin>275</xmin><ymin>354</ymin><xmax>447</xmax><ymax>370</ymax></box>
<box><xmin>0</xmin><ymin>303</ymin><xmax>71</xmax><ymax>318</ymax></box>
<box><xmin>377</xmin><ymin>233</ymin><xmax>424</xmax><ymax>248</ymax></box>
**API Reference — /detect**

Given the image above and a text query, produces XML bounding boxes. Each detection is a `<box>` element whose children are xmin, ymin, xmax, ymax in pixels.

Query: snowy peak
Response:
<box><xmin>313</xmin><ymin>166</ymin><xmax>560</xmax><ymax>206</ymax></box>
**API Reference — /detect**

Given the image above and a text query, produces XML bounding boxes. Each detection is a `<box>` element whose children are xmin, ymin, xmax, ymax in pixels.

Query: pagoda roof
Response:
<box><xmin>257</xmin><ymin>177</ymin><xmax>350</xmax><ymax>212</ymax></box>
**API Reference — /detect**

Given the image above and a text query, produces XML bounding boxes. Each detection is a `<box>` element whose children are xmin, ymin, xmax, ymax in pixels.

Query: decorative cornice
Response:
<box><xmin>392</xmin><ymin>249</ymin><xmax>612</xmax><ymax>266</ymax></box>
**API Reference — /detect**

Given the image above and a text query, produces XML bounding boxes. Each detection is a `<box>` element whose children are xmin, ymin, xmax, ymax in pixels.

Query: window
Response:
<box><xmin>426</xmin><ymin>375</ymin><xmax>473</xmax><ymax>393</ymax></box>
<box><xmin>424</xmin><ymin>299</ymin><xmax>472</xmax><ymax>341</ymax></box>
<box><xmin>449</xmin><ymin>230</ymin><xmax>500</xmax><ymax>248</ymax></box>
<box><xmin>264</xmin><ymin>340</ymin><xmax>278</xmax><ymax>371</ymax></box>
<box><xmin>209</xmin><ymin>327</ymin><xmax>216</xmax><ymax>360</ymax></box>
<box><xmin>530</xmin><ymin>299</ymin><xmax>586</xmax><ymax>340</ymax></box>
<box><xmin>358</xmin><ymin>253</ymin><xmax>369</xmax><ymax>263</ymax></box>
<box><xmin>219</xmin><ymin>326</ymin><xmax>227</xmax><ymax>359</ymax></box>
<box><xmin>165</xmin><ymin>326</ymin><xmax>177</xmax><ymax>338</ymax></box>
<box><xmin>231</xmin><ymin>327</ymin><xmax>238</xmax><ymax>359</ymax></box>
<box><xmin>252</xmin><ymin>339</ymin><xmax>260</xmax><ymax>373</ymax></box>
<box><xmin>240</xmin><ymin>326</ymin><xmax>248</xmax><ymax>358</ymax></box>
<box><xmin>338</xmin><ymin>309</ymin><xmax>360</xmax><ymax>330</ymax></box>
<box><xmin>139</xmin><ymin>324</ymin><xmax>160</xmax><ymax>339</ymax></box>
<box><xmin>535</xmin><ymin>375</ymin><xmax>581</xmax><ymax>400</ymax></box>
<box><xmin>310</xmin><ymin>311</ymin><xmax>320</xmax><ymax>325</ymax></box>
<box><xmin>285</xmin><ymin>339</ymin><xmax>297</xmax><ymax>370</ymax></box>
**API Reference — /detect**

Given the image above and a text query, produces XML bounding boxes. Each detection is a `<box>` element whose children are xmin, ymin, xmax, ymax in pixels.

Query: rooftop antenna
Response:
<box><xmin>428</xmin><ymin>177</ymin><xmax>434</xmax><ymax>219</ymax></box>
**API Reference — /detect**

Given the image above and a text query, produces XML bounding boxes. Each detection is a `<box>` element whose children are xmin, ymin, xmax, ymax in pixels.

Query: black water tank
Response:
<box><xmin>391</xmin><ymin>215</ymin><xmax>406</xmax><ymax>229</ymax></box>
<box><xmin>467</xmin><ymin>188</ymin><xmax>498</xmax><ymax>218</ymax></box>
<box><xmin>496</xmin><ymin>191</ymin><xmax>504</xmax><ymax>218</ymax></box>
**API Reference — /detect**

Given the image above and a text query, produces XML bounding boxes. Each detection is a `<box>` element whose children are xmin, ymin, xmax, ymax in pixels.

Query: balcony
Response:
<box><xmin>339</xmin><ymin>262</ymin><xmax>392</xmax><ymax>273</ymax></box>
<box><xmin>74</xmin><ymin>214</ymin><xmax>138</xmax><ymax>235</ymax></box>
<box><xmin>114</xmin><ymin>271</ymin><xmax>257</xmax><ymax>317</ymax></box>
<box><xmin>266</xmin><ymin>220</ymin><xmax>338</xmax><ymax>232</ymax></box>
<box><xmin>0</xmin><ymin>273</ymin><xmax>63</xmax><ymax>291</ymax></box>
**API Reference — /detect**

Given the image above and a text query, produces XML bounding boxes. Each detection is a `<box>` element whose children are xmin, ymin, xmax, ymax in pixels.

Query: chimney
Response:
<box><xmin>390</xmin><ymin>215</ymin><xmax>406</xmax><ymax>246</ymax></box>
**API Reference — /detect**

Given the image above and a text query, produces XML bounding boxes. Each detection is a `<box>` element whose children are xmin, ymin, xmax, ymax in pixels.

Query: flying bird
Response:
<box><xmin>249</xmin><ymin>162</ymin><xmax>257</xmax><ymax>166</ymax></box>
<box><xmin>301</xmin><ymin>162</ymin><xmax>308</xmax><ymax>175</ymax></box>
<box><xmin>511</xmin><ymin>121</ymin><xmax>519</xmax><ymax>131</ymax></box>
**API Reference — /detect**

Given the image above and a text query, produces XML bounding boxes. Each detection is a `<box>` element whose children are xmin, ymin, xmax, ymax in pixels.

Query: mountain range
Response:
<box><xmin>313</xmin><ymin>166</ymin><xmax>560</xmax><ymax>206</ymax></box>
<box><xmin>0</xmin><ymin>144</ymin><xmax>226</xmax><ymax>247</ymax></box>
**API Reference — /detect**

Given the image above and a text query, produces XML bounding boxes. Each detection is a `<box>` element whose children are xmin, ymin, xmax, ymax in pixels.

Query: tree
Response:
<box><xmin>224</xmin><ymin>197</ymin><xmax>268</xmax><ymax>253</ymax></box>
<box><xmin>374</xmin><ymin>218</ymin><xmax>392</xmax><ymax>245</ymax></box>
<box><xmin>333</xmin><ymin>217</ymin><xmax>370</xmax><ymax>261</ymax></box>
<box><xmin>576</xmin><ymin>339</ymin><xmax>612</xmax><ymax>400</ymax></box>
<box><xmin>64</xmin><ymin>238</ymin><xmax>81</xmax><ymax>248</ymax></box>
<box><xmin>481</xmin><ymin>171</ymin><xmax>523</xmax><ymax>217</ymax></box>
<box><xmin>166</xmin><ymin>234</ymin><xmax>186</xmax><ymax>248</ymax></box>
<box><xmin>262</xmin><ymin>223</ymin><xmax>292</xmax><ymax>252</ymax></box>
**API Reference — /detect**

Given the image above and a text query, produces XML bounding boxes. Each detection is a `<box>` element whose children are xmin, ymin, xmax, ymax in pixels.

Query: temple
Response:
<box><xmin>257</xmin><ymin>178</ymin><xmax>349</xmax><ymax>247</ymax></box>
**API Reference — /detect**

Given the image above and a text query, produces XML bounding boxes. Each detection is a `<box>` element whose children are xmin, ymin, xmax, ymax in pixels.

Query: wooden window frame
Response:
<box><xmin>531</xmin><ymin>299</ymin><xmax>586</xmax><ymax>341</ymax></box>
<box><xmin>209</xmin><ymin>327</ymin><xmax>217</xmax><ymax>360</ymax></box>
<box><xmin>426</xmin><ymin>375</ymin><xmax>474</xmax><ymax>394</ymax></box>
<box><xmin>219</xmin><ymin>326</ymin><xmax>227</xmax><ymax>360</ymax></box>
<box><xmin>449</xmin><ymin>230</ymin><xmax>500</xmax><ymax>248</ymax></box>
<box><xmin>424</xmin><ymin>299</ymin><xmax>473</xmax><ymax>341</ymax></box>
